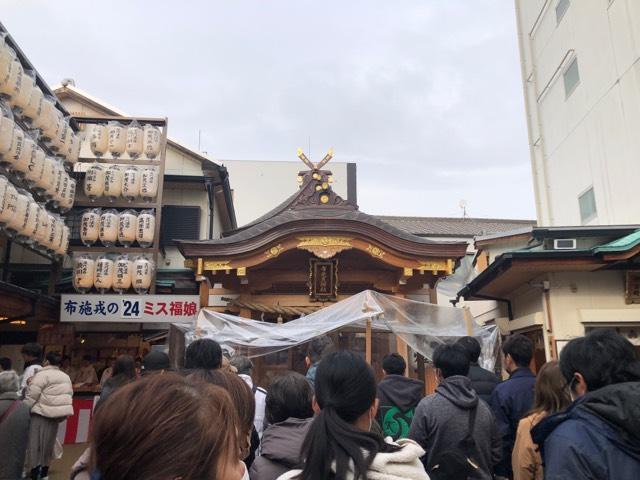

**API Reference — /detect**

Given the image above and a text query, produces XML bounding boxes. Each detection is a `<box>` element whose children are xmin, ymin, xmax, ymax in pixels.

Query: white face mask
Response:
<box><xmin>241</xmin><ymin>465</ymin><xmax>250</xmax><ymax>480</ymax></box>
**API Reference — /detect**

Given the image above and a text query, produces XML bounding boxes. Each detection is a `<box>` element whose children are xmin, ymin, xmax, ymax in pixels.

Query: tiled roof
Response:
<box><xmin>375</xmin><ymin>216</ymin><xmax>536</xmax><ymax>238</ymax></box>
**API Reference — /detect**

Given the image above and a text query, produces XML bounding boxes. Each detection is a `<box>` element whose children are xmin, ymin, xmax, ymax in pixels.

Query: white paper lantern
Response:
<box><xmin>45</xmin><ymin>160</ymin><xmax>64</xmax><ymax>202</ymax></box>
<box><xmin>8</xmin><ymin>69</ymin><xmax>34</xmax><ymax>113</ymax></box>
<box><xmin>113</xmin><ymin>255</ymin><xmax>133</xmax><ymax>292</ymax></box>
<box><xmin>84</xmin><ymin>163</ymin><xmax>105</xmax><ymax>200</ymax></box>
<box><xmin>122</xmin><ymin>166</ymin><xmax>140</xmax><ymax>202</ymax></box>
<box><xmin>0</xmin><ymin>57</ymin><xmax>21</xmax><ymax>98</ymax></box>
<box><xmin>90</xmin><ymin>123</ymin><xmax>108</xmax><ymax>157</ymax></box>
<box><xmin>5</xmin><ymin>125</ymin><xmax>24</xmax><ymax>168</ymax></box>
<box><xmin>118</xmin><ymin>209</ymin><xmax>138</xmax><ymax>247</ymax></box>
<box><xmin>34</xmin><ymin>206</ymin><xmax>49</xmax><ymax>247</ymax></box>
<box><xmin>140</xmin><ymin>167</ymin><xmax>159</xmax><ymax>203</ymax></box>
<box><xmin>65</xmin><ymin>129</ymin><xmax>81</xmax><ymax>164</ymax></box>
<box><xmin>0</xmin><ymin>108</ymin><xmax>14</xmax><ymax>159</ymax></box>
<box><xmin>80</xmin><ymin>208</ymin><xmax>100</xmax><ymax>246</ymax></box>
<box><xmin>99</xmin><ymin>209</ymin><xmax>119</xmax><ymax>247</ymax></box>
<box><xmin>0</xmin><ymin>42</ymin><xmax>16</xmax><ymax>89</ymax></box>
<box><xmin>104</xmin><ymin>165</ymin><xmax>123</xmax><ymax>201</ymax></box>
<box><xmin>17</xmin><ymin>200</ymin><xmax>39</xmax><ymax>241</ymax></box>
<box><xmin>11</xmin><ymin>135</ymin><xmax>35</xmax><ymax>178</ymax></box>
<box><xmin>126</xmin><ymin>121</ymin><xmax>143</xmax><ymax>159</ymax></box>
<box><xmin>56</xmin><ymin>225</ymin><xmax>70</xmax><ymax>256</ymax></box>
<box><xmin>0</xmin><ymin>177</ymin><xmax>16</xmax><ymax>226</ymax></box>
<box><xmin>34</xmin><ymin>155</ymin><xmax>56</xmax><ymax>195</ymax></box>
<box><xmin>107</xmin><ymin>121</ymin><xmax>126</xmax><ymax>158</ymax></box>
<box><xmin>40</xmin><ymin>103</ymin><xmax>62</xmax><ymax>141</ymax></box>
<box><xmin>73</xmin><ymin>255</ymin><xmax>95</xmax><ymax>293</ymax></box>
<box><xmin>136</xmin><ymin>210</ymin><xmax>155</xmax><ymax>247</ymax></box>
<box><xmin>21</xmin><ymin>86</ymin><xmax>43</xmax><ymax>122</ymax></box>
<box><xmin>94</xmin><ymin>255</ymin><xmax>114</xmax><ymax>292</ymax></box>
<box><xmin>6</xmin><ymin>191</ymin><xmax>29</xmax><ymax>234</ymax></box>
<box><xmin>143</xmin><ymin>124</ymin><xmax>161</xmax><ymax>159</ymax></box>
<box><xmin>133</xmin><ymin>255</ymin><xmax>154</xmax><ymax>294</ymax></box>
<box><xmin>24</xmin><ymin>145</ymin><xmax>45</xmax><ymax>187</ymax></box>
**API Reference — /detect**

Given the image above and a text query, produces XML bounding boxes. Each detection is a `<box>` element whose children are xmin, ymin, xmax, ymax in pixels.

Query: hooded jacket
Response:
<box><xmin>276</xmin><ymin>438</ymin><xmax>429</xmax><ymax>480</ymax></box>
<box><xmin>250</xmin><ymin>417</ymin><xmax>312</xmax><ymax>480</ymax></box>
<box><xmin>408</xmin><ymin>375</ymin><xmax>501</xmax><ymax>480</ymax></box>
<box><xmin>531</xmin><ymin>381</ymin><xmax>640</xmax><ymax>479</ymax></box>
<box><xmin>377</xmin><ymin>374</ymin><xmax>424</xmax><ymax>440</ymax></box>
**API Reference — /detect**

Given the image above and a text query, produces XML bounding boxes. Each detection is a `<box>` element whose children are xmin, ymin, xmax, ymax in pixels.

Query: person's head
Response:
<box><xmin>82</xmin><ymin>354</ymin><xmax>92</xmax><ymax>367</ymax></box>
<box><xmin>229</xmin><ymin>355</ymin><xmax>253</xmax><ymax>376</ymax></box>
<box><xmin>531</xmin><ymin>360</ymin><xmax>571</xmax><ymax>415</ymax></box>
<box><xmin>141</xmin><ymin>350</ymin><xmax>170</xmax><ymax>375</ymax></box>
<box><xmin>21</xmin><ymin>342</ymin><xmax>42</xmax><ymax>362</ymax></box>
<box><xmin>456</xmin><ymin>336</ymin><xmax>482</xmax><ymax>364</ymax></box>
<box><xmin>560</xmin><ymin>329</ymin><xmax>640</xmax><ymax>399</ymax></box>
<box><xmin>266</xmin><ymin>372</ymin><xmax>314</xmax><ymax>425</ymax></box>
<box><xmin>185</xmin><ymin>339</ymin><xmax>222</xmax><ymax>370</ymax></box>
<box><xmin>112</xmin><ymin>355</ymin><xmax>136</xmax><ymax>380</ymax></box>
<box><xmin>433</xmin><ymin>343</ymin><xmax>470</xmax><ymax>380</ymax></box>
<box><xmin>502</xmin><ymin>334</ymin><xmax>533</xmax><ymax>373</ymax></box>
<box><xmin>300</xmin><ymin>350</ymin><xmax>392</xmax><ymax>480</ymax></box>
<box><xmin>105</xmin><ymin>357</ymin><xmax>115</xmax><ymax>368</ymax></box>
<box><xmin>92</xmin><ymin>373</ymin><xmax>244</xmax><ymax>480</ymax></box>
<box><xmin>382</xmin><ymin>353</ymin><xmax>406</xmax><ymax>376</ymax></box>
<box><xmin>0</xmin><ymin>357</ymin><xmax>11</xmax><ymax>372</ymax></box>
<box><xmin>45</xmin><ymin>351</ymin><xmax>63</xmax><ymax>367</ymax></box>
<box><xmin>305</xmin><ymin>335</ymin><xmax>334</xmax><ymax>368</ymax></box>
<box><xmin>0</xmin><ymin>370</ymin><xmax>19</xmax><ymax>394</ymax></box>
<box><xmin>61</xmin><ymin>356</ymin><xmax>71</xmax><ymax>369</ymax></box>
<box><xmin>188</xmin><ymin>369</ymin><xmax>255</xmax><ymax>459</ymax></box>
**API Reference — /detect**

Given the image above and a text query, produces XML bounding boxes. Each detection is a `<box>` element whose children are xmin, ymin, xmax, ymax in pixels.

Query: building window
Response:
<box><xmin>563</xmin><ymin>57</ymin><xmax>580</xmax><ymax>98</ymax></box>
<box><xmin>579</xmin><ymin>187</ymin><xmax>597</xmax><ymax>224</ymax></box>
<box><xmin>556</xmin><ymin>0</ymin><xmax>570</xmax><ymax>24</ymax></box>
<box><xmin>160</xmin><ymin>205</ymin><xmax>201</xmax><ymax>247</ymax></box>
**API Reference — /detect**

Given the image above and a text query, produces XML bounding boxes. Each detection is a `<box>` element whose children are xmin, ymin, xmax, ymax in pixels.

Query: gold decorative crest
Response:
<box><xmin>265</xmin><ymin>244</ymin><xmax>284</xmax><ymax>259</ymax></box>
<box><xmin>204</xmin><ymin>260</ymin><xmax>231</xmax><ymax>272</ymax></box>
<box><xmin>367</xmin><ymin>245</ymin><xmax>386</xmax><ymax>259</ymax></box>
<box><xmin>297</xmin><ymin>236</ymin><xmax>353</xmax><ymax>259</ymax></box>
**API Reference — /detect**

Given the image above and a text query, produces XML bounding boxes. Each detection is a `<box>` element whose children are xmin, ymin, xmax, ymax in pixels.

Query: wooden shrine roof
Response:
<box><xmin>177</xmin><ymin>167</ymin><xmax>468</xmax><ymax>260</ymax></box>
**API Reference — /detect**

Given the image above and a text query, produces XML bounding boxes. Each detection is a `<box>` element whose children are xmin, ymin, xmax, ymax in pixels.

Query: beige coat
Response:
<box><xmin>277</xmin><ymin>438</ymin><xmax>430</xmax><ymax>480</ymax></box>
<box><xmin>512</xmin><ymin>412</ymin><xmax>546</xmax><ymax>480</ymax></box>
<box><xmin>24</xmin><ymin>366</ymin><xmax>74</xmax><ymax>419</ymax></box>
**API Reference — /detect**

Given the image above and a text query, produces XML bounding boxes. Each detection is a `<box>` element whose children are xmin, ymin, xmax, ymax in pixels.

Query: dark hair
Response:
<box><xmin>560</xmin><ymin>329</ymin><xmax>640</xmax><ymax>392</ymax></box>
<box><xmin>112</xmin><ymin>355</ymin><xmax>136</xmax><ymax>378</ymax></box>
<box><xmin>306</xmin><ymin>335</ymin><xmax>334</xmax><ymax>364</ymax></box>
<box><xmin>531</xmin><ymin>361</ymin><xmax>571</xmax><ymax>415</ymax></box>
<box><xmin>92</xmin><ymin>373</ymin><xmax>239</xmax><ymax>480</ymax></box>
<box><xmin>456</xmin><ymin>336</ymin><xmax>482</xmax><ymax>363</ymax></box>
<box><xmin>502</xmin><ymin>334</ymin><xmax>533</xmax><ymax>368</ymax></box>
<box><xmin>382</xmin><ymin>353</ymin><xmax>406</xmax><ymax>376</ymax></box>
<box><xmin>299</xmin><ymin>351</ymin><xmax>397</xmax><ymax>480</ymax></box>
<box><xmin>185</xmin><ymin>339</ymin><xmax>222</xmax><ymax>370</ymax></box>
<box><xmin>0</xmin><ymin>357</ymin><xmax>11</xmax><ymax>371</ymax></box>
<box><xmin>266</xmin><ymin>372</ymin><xmax>314</xmax><ymax>424</ymax></box>
<box><xmin>82</xmin><ymin>354</ymin><xmax>92</xmax><ymax>362</ymax></box>
<box><xmin>229</xmin><ymin>355</ymin><xmax>253</xmax><ymax>376</ymax></box>
<box><xmin>21</xmin><ymin>342</ymin><xmax>42</xmax><ymax>360</ymax></box>
<box><xmin>188</xmin><ymin>368</ymin><xmax>255</xmax><ymax>459</ymax></box>
<box><xmin>46</xmin><ymin>351</ymin><xmax>62</xmax><ymax>366</ymax></box>
<box><xmin>433</xmin><ymin>344</ymin><xmax>470</xmax><ymax>378</ymax></box>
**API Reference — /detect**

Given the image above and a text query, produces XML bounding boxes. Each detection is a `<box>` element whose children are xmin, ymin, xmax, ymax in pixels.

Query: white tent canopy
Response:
<box><xmin>173</xmin><ymin>290</ymin><xmax>500</xmax><ymax>370</ymax></box>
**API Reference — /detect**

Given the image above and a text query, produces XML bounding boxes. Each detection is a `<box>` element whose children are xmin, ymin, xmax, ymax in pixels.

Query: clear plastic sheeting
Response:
<box><xmin>173</xmin><ymin>290</ymin><xmax>499</xmax><ymax>370</ymax></box>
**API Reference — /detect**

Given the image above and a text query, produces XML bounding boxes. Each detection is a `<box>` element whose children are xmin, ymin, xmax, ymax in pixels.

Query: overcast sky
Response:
<box><xmin>3</xmin><ymin>0</ymin><xmax>535</xmax><ymax>220</ymax></box>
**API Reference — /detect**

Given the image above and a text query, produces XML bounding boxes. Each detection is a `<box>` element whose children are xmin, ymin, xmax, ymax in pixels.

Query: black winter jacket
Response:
<box><xmin>467</xmin><ymin>363</ymin><xmax>500</xmax><ymax>404</ymax></box>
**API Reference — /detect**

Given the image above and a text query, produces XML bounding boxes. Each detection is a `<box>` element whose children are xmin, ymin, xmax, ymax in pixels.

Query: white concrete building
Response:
<box><xmin>515</xmin><ymin>0</ymin><xmax>640</xmax><ymax>226</ymax></box>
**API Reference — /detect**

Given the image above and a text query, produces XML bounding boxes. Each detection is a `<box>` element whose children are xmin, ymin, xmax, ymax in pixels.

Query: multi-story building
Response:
<box><xmin>515</xmin><ymin>0</ymin><xmax>640</xmax><ymax>226</ymax></box>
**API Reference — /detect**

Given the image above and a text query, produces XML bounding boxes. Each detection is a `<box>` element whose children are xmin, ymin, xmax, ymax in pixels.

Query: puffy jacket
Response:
<box><xmin>24</xmin><ymin>366</ymin><xmax>74</xmax><ymax>418</ymax></box>
<box><xmin>250</xmin><ymin>417</ymin><xmax>312</xmax><ymax>480</ymax></box>
<box><xmin>531</xmin><ymin>381</ymin><xmax>640</xmax><ymax>480</ymax></box>
<box><xmin>490</xmin><ymin>367</ymin><xmax>535</xmax><ymax>477</ymax></box>
<box><xmin>467</xmin><ymin>363</ymin><xmax>500</xmax><ymax>404</ymax></box>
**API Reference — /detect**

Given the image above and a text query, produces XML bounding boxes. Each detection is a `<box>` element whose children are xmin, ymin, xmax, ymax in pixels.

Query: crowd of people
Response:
<box><xmin>0</xmin><ymin>328</ymin><xmax>639</xmax><ymax>479</ymax></box>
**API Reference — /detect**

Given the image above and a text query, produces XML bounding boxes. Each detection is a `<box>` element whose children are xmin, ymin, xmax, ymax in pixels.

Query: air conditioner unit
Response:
<box><xmin>554</xmin><ymin>238</ymin><xmax>577</xmax><ymax>250</ymax></box>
